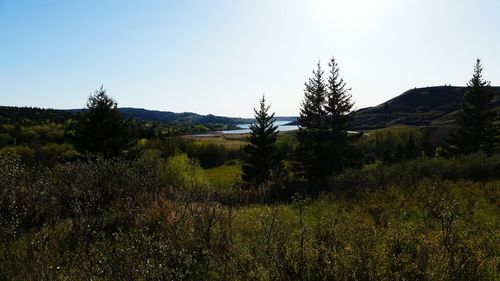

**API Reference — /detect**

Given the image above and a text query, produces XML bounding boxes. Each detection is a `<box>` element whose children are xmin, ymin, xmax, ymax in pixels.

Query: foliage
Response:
<box><xmin>296</xmin><ymin>62</ymin><xmax>328</xmax><ymax>181</ymax></box>
<box><xmin>0</xmin><ymin>145</ymin><xmax>34</xmax><ymax>162</ymax></box>
<box><xmin>160</xmin><ymin>153</ymin><xmax>208</xmax><ymax>190</ymax></box>
<box><xmin>77</xmin><ymin>86</ymin><xmax>134</xmax><ymax>158</ymax></box>
<box><xmin>329</xmin><ymin>152</ymin><xmax>500</xmax><ymax>193</ymax></box>
<box><xmin>297</xmin><ymin>58</ymin><xmax>357</xmax><ymax>184</ymax></box>
<box><xmin>0</xmin><ymin>106</ymin><xmax>75</xmax><ymax>123</ymax></box>
<box><xmin>38</xmin><ymin>143</ymin><xmax>80</xmax><ymax>165</ymax></box>
<box><xmin>355</xmin><ymin>126</ymin><xmax>435</xmax><ymax>163</ymax></box>
<box><xmin>185</xmin><ymin>141</ymin><xmax>228</xmax><ymax>168</ymax></box>
<box><xmin>0</xmin><ymin>152</ymin><xmax>498</xmax><ymax>280</ymax></box>
<box><xmin>323</xmin><ymin>57</ymin><xmax>359</xmax><ymax>173</ymax></box>
<box><xmin>242</xmin><ymin>96</ymin><xmax>279</xmax><ymax>184</ymax></box>
<box><xmin>449</xmin><ymin>59</ymin><xmax>499</xmax><ymax>155</ymax></box>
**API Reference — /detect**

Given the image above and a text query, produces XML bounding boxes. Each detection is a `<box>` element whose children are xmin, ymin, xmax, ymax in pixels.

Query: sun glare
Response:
<box><xmin>315</xmin><ymin>0</ymin><xmax>385</xmax><ymax>27</ymax></box>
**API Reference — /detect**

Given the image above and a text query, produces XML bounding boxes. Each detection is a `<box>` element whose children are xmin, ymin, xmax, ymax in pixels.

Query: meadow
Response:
<box><xmin>0</xmin><ymin>150</ymin><xmax>498</xmax><ymax>280</ymax></box>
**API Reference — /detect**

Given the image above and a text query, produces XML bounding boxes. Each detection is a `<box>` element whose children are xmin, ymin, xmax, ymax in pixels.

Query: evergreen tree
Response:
<box><xmin>450</xmin><ymin>59</ymin><xmax>498</xmax><ymax>155</ymax></box>
<box><xmin>78</xmin><ymin>86</ymin><xmax>132</xmax><ymax>158</ymax></box>
<box><xmin>297</xmin><ymin>58</ymin><xmax>357</xmax><ymax>184</ymax></box>
<box><xmin>242</xmin><ymin>95</ymin><xmax>279</xmax><ymax>183</ymax></box>
<box><xmin>296</xmin><ymin>62</ymin><xmax>328</xmax><ymax>181</ymax></box>
<box><xmin>324</xmin><ymin>57</ymin><xmax>356</xmax><ymax>174</ymax></box>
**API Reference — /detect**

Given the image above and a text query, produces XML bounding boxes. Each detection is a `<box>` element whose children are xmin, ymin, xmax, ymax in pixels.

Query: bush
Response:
<box><xmin>329</xmin><ymin>152</ymin><xmax>500</xmax><ymax>193</ymax></box>
<box><xmin>38</xmin><ymin>143</ymin><xmax>80</xmax><ymax>165</ymax></box>
<box><xmin>186</xmin><ymin>141</ymin><xmax>227</xmax><ymax>168</ymax></box>
<box><xmin>161</xmin><ymin>153</ymin><xmax>207</xmax><ymax>190</ymax></box>
<box><xmin>0</xmin><ymin>152</ymin><xmax>498</xmax><ymax>280</ymax></box>
<box><xmin>0</xmin><ymin>145</ymin><xmax>34</xmax><ymax>162</ymax></box>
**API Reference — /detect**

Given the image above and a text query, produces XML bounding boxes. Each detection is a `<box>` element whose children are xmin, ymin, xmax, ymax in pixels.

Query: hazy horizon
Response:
<box><xmin>0</xmin><ymin>84</ymin><xmax>483</xmax><ymax>119</ymax></box>
<box><xmin>1</xmin><ymin>0</ymin><xmax>499</xmax><ymax>117</ymax></box>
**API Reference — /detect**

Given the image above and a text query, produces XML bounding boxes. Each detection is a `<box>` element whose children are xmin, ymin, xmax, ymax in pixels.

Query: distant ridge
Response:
<box><xmin>0</xmin><ymin>106</ymin><xmax>294</xmax><ymax>126</ymax></box>
<box><xmin>2</xmin><ymin>86</ymin><xmax>498</xmax><ymax>129</ymax></box>
<box><xmin>117</xmin><ymin>107</ymin><xmax>252</xmax><ymax>125</ymax></box>
<box><xmin>353</xmin><ymin>86</ymin><xmax>500</xmax><ymax>130</ymax></box>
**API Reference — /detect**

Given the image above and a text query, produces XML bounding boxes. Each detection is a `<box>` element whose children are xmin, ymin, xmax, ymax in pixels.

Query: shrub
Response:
<box><xmin>161</xmin><ymin>153</ymin><xmax>207</xmax><ymax>190</ymax></box>
<box><xmin>0</xmin><ymin>145</ymin><xmax>34</xmax><ymax>163</ymax></box>
<box><xmin>186</xmin><ymin>141</ymin><xmax>227</xmax><ymax>168</ymax></box>
<box><xmin>0</xmin><ymin>152</ymin><xmax>498</xmax><ymax>280</ymax></box>
<box><xmin>329</xmin><ymin>152</ymin><xmax>500</xmax><ymax>193</ymax></box>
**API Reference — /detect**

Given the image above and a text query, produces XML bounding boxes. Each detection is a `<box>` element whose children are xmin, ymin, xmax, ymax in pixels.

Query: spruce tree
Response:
<box><xmin>324</xmin><ymin>57</ymin><xmax>356</xmax><ymax>174</ymax></box>
<box><xmin>296</xmin><ymin>62</ymin><xmax>328</xmax><ymax>181</ymax></box>
<box><xmin>242</xmin><ymin>95</ymin><xmax>279</xmax><ymax>184</ymax></box>
<box><xmin>297</xmin><ymin>58</ymin><xmax>357</xmax><ymax>184</ymax></box>
<box><xmin>450</xmin><ymin>59</ymin><xmax>498</xmax><ymax>155</ymax></box>
<box><xmin>78</xmin><ymin>86</ymin><xmax>132</xmax><ymax>158</ymax></box>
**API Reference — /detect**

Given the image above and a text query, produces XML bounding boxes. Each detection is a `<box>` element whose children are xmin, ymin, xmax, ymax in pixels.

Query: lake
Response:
<box><xmin>196</xmin><ymin>121</ymin><xmax>298</xmax><ymax>136</ymax></box>
<box><xmin>221</xmin><ymin>121</ymin><xmax>298</xmax><ymax>134</ymax></box>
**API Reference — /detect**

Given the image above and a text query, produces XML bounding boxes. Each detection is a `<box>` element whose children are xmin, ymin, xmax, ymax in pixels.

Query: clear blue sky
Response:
<box><xmin>1</xmin><ymin>0</ymin><xmax>499</xmax><ymax>117</ymax></box>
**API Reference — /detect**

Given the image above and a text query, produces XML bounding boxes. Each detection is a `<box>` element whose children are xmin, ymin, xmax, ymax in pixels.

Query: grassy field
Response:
<box><xmin>203</xmin><ymin>161</ymin><xmax>242</xmax><ymax>186</ymax></box>
<box><xmin>195</xmin><ymin>131</ymin><xmax>298</xmax><ymax>187</ymax></box>
<box><xmin>184</xmin><ymin>130</ymin><xmax>298</xmax><ymax>150</ymax></box>
<box><xmin>183</xmin><ymin>134</ymin><xmax>248</xmax><ymax>150</ymax></box>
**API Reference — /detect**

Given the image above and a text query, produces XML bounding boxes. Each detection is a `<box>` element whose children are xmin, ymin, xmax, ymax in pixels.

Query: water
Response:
<box><xmin>220</xmin><ymin>121</ymin><xmax>297</xmax><ymax>134</ymax></box>
<box><xmin>196</xmin><ymin>121</ymin><xmax>298</xmax><ymax>136</ymax></box>
<box><xmin>193</xmin><ymin>121</ymin><xmax>359</xmax><ymax>136</ymax></box>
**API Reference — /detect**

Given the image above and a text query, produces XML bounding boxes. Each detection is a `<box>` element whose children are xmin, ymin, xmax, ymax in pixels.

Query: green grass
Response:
<box><xmin>183</xmin><ymin>135</ymin><xmax>248</xmax><ymax>150</ymax></box>
<box><xmin>203</xmin><ymin>161</ymin><xmax>242</xmax><ymax>187</ymax></box>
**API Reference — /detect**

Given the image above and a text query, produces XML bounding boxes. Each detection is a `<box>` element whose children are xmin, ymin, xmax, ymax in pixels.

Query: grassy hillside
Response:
<box><xmin>353</xmin><ymin>86</ymin><xmax>500</xmax><ymax>130</ymax></box>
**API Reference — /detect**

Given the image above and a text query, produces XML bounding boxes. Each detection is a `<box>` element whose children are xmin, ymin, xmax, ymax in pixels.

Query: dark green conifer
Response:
<box><xmin>450</xmin><ymin>59</ymin><xmax>498</xmax><ymax>155</ymax></box>
<box><xmin>324</xmin><ymin>57</ymin><xmax>356</xmax><ymax>174</ymax></box>
<box><xmin>242</xmin><ymin>95</ymin><xmax>279</xmax><ymax>183</ymax></box>
<box><xmin>297</xmin><ymin>58</ymin><xmax>357</xmax><ymax>184</ymax></box>
<box><xmin>78</xmin><ymin>86</ymin><xmax>132</xmax><ymax>158</ymax></box>
<box><xmin>296</xmin><ymin>62</ymin><xmax>328</xmax><ymax>181</ymax></box>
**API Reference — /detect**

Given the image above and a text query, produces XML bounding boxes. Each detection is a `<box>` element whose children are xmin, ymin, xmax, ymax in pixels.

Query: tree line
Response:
<box><xmin>242</xmin><ymin>58</ymin><xmax>499</xmax><ymax>187</ymax></box>
<box><xmin>1</xmin><ymin>57</ymin><xmax>496</xmax><ymax>189</ymax></box>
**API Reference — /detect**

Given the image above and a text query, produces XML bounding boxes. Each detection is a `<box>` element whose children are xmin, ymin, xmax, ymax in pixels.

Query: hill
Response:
<box><xmin>352</xmin><ymin>85</ymin><xmax>500</xmax><ymax>130</ymax></box>
<box><xmin>116</xmin><ymin>107</ymin><xmax>252</xmax><ymax>125</ymax></box>
<box><xmin>0</xmin><ymin>106</ymin><xmax>75</xmax><ymax>123</ymax></box>
<box><xmin>116</xmin><ymin>108</ymin><xmax>296</xmax><ymax>124</ymax></box>
<box><xmin>3</xmin><ymin>86</ymin><xmax>499</xmax><ymax>130</ymax></box>
<box><xmin>0</xmin><ymin>106</ymin><xmax>298</xmax><ymax>126</ymax></box>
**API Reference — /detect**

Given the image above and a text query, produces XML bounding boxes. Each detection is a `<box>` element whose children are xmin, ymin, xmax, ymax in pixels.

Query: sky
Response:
<box><xmin>1</xmin><ymin>0</ymin><xmax>499</xmax><ymax>117</ymax></box>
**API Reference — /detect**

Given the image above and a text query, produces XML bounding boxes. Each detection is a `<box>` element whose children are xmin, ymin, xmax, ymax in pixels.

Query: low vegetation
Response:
<box><xmin>0</xmin><ymin>153</ymin><xmax>498</xmax><ymax>280</ymax></box>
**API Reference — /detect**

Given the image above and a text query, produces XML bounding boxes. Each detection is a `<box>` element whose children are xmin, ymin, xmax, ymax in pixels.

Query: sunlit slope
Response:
<box><xmin>354</xmin><ymin>86</ymin><xmax>500</xmax><ymax>130</ymax></box>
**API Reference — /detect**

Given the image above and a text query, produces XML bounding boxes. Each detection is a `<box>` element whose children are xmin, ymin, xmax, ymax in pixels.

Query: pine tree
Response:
<box><xmin>450</xmin><ymin>59</ymin><xmax>498</xmax><ymax>155</ymax></box>
<box><xmin>324</xmin><ymin>57</ymin><xmax>356</xmax><ymax>174</ymax></box>
<box><xmin>297</xmin><ymin>58</ymin><xmax>358</xmax><ymax>184</ymax></box>
<box><xmin>296</xmin><ymin>62</ymin><xmax>328</xmax><ymax>181</ymax></box>
<box><xmin>242</xmin><ymin>95</ymin><xmax>279</xmax><ymax>184</ymax></box>
<box><xmin>78</xmin><ymin>86</ymin><xmax>132</xmax><ymax>158</ymax></box>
